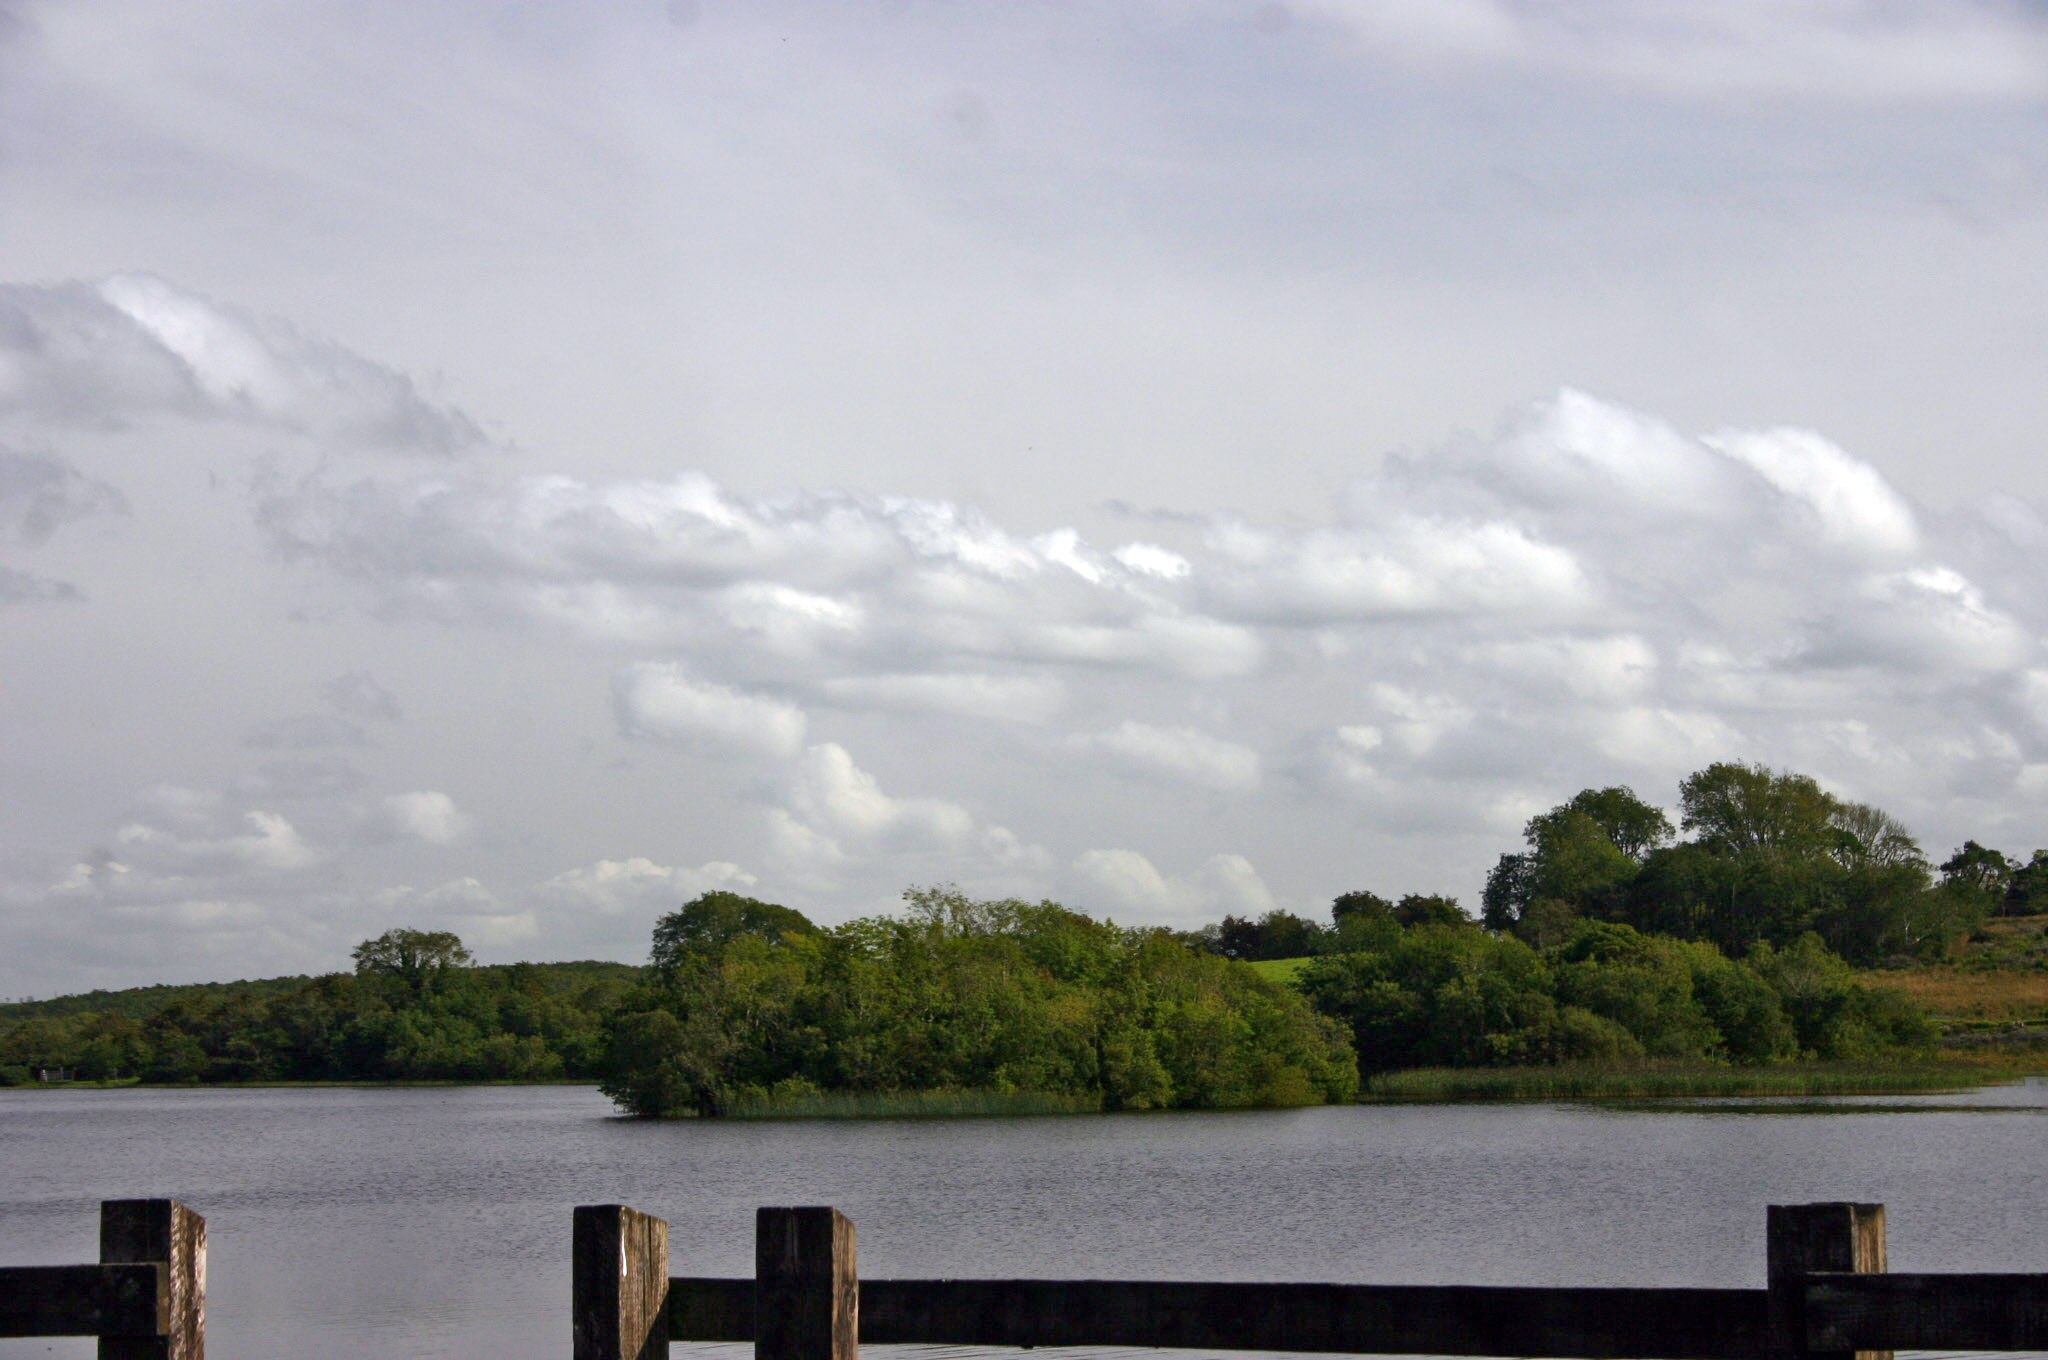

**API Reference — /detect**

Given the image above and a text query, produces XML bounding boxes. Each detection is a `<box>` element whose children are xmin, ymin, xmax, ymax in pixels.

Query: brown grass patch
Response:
<box><xmin>1859</xmin><ymin>967</ymin><xmax>2048</xmax><ymax>1023</ymax></box>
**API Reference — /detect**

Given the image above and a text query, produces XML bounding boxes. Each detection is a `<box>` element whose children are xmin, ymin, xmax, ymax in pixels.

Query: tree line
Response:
<box><xmin>5</xmin><ymin>757</ymin><xmax>1995</xmax><ymax>1106</ymax></box>
<box><xmin>0</xmin><ymin>931</ymin><xmax>635</xmax><ymax>1086</ymax></box>
<box><xmin>597</xmin><ymin>887</ymin><xmax>1359</xmax><ymax>1116</ymax></box>
<box><xmin>1479</xmin><ymin>762</ymin><xmax>2044</xmax><ymax>964</ymax></box>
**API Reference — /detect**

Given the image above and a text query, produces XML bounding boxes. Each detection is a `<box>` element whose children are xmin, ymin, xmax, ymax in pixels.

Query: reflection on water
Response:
<box><xmin>1</xmin><ymin>1079</ymin><xmax>2044</xmax><ymax>1360</ymax></box>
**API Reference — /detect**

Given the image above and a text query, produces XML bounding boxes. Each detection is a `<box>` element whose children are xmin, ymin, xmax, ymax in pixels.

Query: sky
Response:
<box><xmin>4</xmin><ymin>0</ymin><xmax>2048</xmax><ymax>996</ymax></box>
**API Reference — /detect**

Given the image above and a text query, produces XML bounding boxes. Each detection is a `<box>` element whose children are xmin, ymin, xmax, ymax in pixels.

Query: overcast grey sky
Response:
<box><xmin>4</xmin><ymin>0</ymin><xmax>2048</xmax><ymax>995</ymax></box>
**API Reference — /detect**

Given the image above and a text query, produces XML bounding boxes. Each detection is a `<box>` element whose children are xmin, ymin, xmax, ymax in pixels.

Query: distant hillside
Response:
<box><xmin>0</xmin><ymin>960</ymin><xmax>644</xmax><ymax>1025</ymax></box>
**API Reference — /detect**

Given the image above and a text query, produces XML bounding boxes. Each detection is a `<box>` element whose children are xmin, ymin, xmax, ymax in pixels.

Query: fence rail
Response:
<box><xmin>0</xmin><ymin>1199</ymin><xmax>205</xmax><ymax>1359</ymax></box>
<box><xmin>6</xmin><ymin>1193</ymin><xmax>2039</xmax><ymax>1360</ymax></box>
<box><xmin>575</xmin><ymin>1200</ymin><xmax>2048</xmax><ymax>1360</ymax></box>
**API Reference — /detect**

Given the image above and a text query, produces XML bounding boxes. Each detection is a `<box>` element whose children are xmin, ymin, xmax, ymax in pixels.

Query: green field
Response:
<box><xmin>1248</xmin><ymin>956</ymin><xmax>1310</xmax><ymax>983</ymax></box>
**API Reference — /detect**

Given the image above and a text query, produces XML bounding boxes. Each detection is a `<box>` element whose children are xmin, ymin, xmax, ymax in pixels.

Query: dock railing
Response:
<box><xmin>0</xmin><ymin>1198</ymin><xmax>206</xmax><ymax>1359</ymax></box>
<box><xmin>574</xmin><ymin>1200</ymin><xmax>2048</xmax><ymax>1360</ymax></box>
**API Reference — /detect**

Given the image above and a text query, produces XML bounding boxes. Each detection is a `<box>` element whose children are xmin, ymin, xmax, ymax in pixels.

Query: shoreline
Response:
<box><xmin>10</xmin><ymin>1058</ymin><xmax>2045</xmax><ymax>1111</ymax></box>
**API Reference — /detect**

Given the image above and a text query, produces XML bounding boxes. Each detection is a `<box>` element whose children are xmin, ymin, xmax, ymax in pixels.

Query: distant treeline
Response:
<box><xmin>4</xmin><ymin>757</ymin><xmax>1986</xmax><ymax>1108</ymax></box>
<box><xmin>0</xmin><ymin>939</ymin><xmax>636</xmax><ymax>1087</ymax></box>
<box><xmin>1186</xmin><ymin>760</ymin><xmax>2048</xmax><ymax>968</ymax></box>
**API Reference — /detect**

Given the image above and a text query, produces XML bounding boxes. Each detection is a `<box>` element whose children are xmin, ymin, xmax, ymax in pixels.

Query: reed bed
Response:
<box><xmin>724</xmin><ymin>1087</ymin><xmax>1103</xmax><ymax>1120</ymax></box>
<box><xmin>1360</xmin><ymin>1061</ymin><xmax>1994</xmax><ymax>1103</ymax></box>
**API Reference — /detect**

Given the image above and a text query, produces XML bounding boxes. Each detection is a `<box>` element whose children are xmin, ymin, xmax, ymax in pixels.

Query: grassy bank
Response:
<box><xmin>722</xmin><ymin>1087</ymin><xmax>1103</xmax><ymax>1120</ymax></box>
<box><xmin>1359</xmin><ymin>1061</ymin><xmax>2008</xmax><ymax>1103</ymax></box>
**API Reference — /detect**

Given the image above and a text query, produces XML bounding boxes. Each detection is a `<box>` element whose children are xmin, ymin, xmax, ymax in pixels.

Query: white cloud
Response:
<box><xmin>1707</xmin><ymin>426</ymin><xmax>1920</xmax><ymax>558</ymax></box>
<box><xmin>0</xmin><ymin>276</ymin><xmax>484</xmax><ymax>452</ymax></box>
<box><xmin>1200</xmin><ymin>514</ymin><xmax>1592</xmax><ymax>625</ymax></box>
<box><xmin>785</xmin><ymin>743</ymin><xmax>975</xmax><ymax>849</ymax></box>
<box><xmin>612</xmin><ymin>662</ymin><xmax>808</xmax><ymax>759</ymax></box>
<box><xmin>113</xmin><ymin>809</ymin><xmax>318</xmax><ymax>874</ymax></box>
<box><xmin>1798</xmin><ymin>565</ymin><xmax>2032</xmax><ymax>675</ymax></box>
<box><xmin>1075</xmin><ymin>721</ymin><xmax>1261</xmax><ymax>793</ymax></box>
<box><xmin>371</xmin><ymin>876</ymin><xmax>535</xmax><ymax>945</ymax></box>
<box><xmin>537</xmin><ymin>857</ymin><xmax>756</xmax><ymax>915</ymax></box>
<box><xmin>1071</xmin><ymin>849</ymin><xmax>1279</xmax><ymax>924</ymax></box>
<box><xmin>380</xmin><ymin>791</ymin><xmax>473</xmax><ymax>844</ymax></box>
<box><xmin>1112</xmin><ymin>541</ymin><xmax>1192</xmax><ymax>580</ymax></box>
<box><xmin>766</xmin><ymin>743</ymin><xmax>1049</xmax><ymax>893</ymax></box>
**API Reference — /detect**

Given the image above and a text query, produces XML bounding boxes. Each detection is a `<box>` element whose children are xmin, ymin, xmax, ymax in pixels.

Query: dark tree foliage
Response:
<box><xmin>0</xmin><ymin>941</ymin><xmax>635</xmax><ymax>1084</ymax></box>
<box><xmin>1298</xmin><ymin>918</ymin><xmax>1926</xmax><ymax>1077</ymax></box>
<box><xmin>1558</xmin><ymin>786</ymin><xmax>1673</xmax><ymax>861</ymax></box>
<box><xmin>1393</xmin><ymin>894</ymin><xmax>1468</xmax><ymax>927</ymax></box>
<box><xmin>650</xmin><ymin>892</ymin><xmax>817</xmax><ymax>976</ymax></box>
<box><xmin>1482</xmin><ymin>763</ymin><xmax>1992</xmax><ymax>965</ymax></box>
<box><xmin>352</xmin><ymin>928</ymin><xmax>472</xmax><ymax>996</ymax></box>
<box><xmin>597</xmin><ymin>887</ymin><xmax>1359</xmax><ymax>1117</ymax></box>
<box><xmin>1480</xmin><ymin>854</ymin><xmax>1533</xmax><ymax>932</ymax></box>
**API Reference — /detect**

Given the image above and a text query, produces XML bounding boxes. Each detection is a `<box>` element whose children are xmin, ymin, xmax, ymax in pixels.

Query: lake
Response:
<box><xmin>3</xmin><ymin>1080</ymin><xmax>2045</xmax><ymax>1359</ymax></box>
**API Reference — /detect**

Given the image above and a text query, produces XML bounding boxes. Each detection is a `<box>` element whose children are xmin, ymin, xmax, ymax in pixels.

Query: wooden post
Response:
<box><xmin>97</xmin><ymin>1199</ymin><xmax>204</xmax><ymax>1360</ymax></box>
<box><xmin>1768</xmin><ymin>1202</ymin><xmax>1888</xmax><ymax>1360</ymax></box>
<box><xmin>573</xmin><ymin>1205</ymin><xmax>670</xmax><ymax>1360</ymax></box>
<box><xmin>755</xmin><ymin>1208</ymin><xmax>856</xmax><ymax>1360</ymax></box>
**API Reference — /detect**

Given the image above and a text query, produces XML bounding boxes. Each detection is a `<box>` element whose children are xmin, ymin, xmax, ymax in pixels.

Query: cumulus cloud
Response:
<box><xmin>612</xmin><ymin>663</ymin><xmax>807</xmax><ymax>759</ymax></box>
<box><xmin>21</xmin><ymin>339</ymin><xmax>2048</xmax><ymax>990</ymax></box>
<box><xmin>378</xmin><ymin>791</ymin><xmax>473</xmax><ymax>844</ymax></box>
<box><xmin>1706</xmin><ymin>426</ymin><xmax>1920</xmax><ymax>558</ymax></box>
<box><xmin>1074</xmin><ymin>721</ymin><xmax>1261</xmax><ymax>793</ymax></box>
<box><xmin>768</xmin><ymin>743</ymin><xmax>1048</xmax><ymax>888</ymax></box>
<box><xmin>0</xmin><ymin>276</ymin><xmax>484</xmax><ymax>453</ymax></box>
<box><xmin>1071</xmin><ymin>849</ymin><xmax>1278</xmax><ymax>924</ymax></box>
<box><xmin>110</xmin><ymin>809</ymin><xmax>319</xmax><ymax>876</ymax></box>
<box><xmin>537</xmin><ymin>856</ymin><xmax>757</xmax><ymax>915</ymax></box>
<box><xmin>371</xmin><ymin>876</ymin><xmax>534</xmax><ymax>945</ymax></box>
<box><xmin>1200</xmin><ymin>514</ymin><xmax>1592</xmax><ymax>625</ymax></box>
<box><xmin>259</xmin><ymin>467</ymin><xmax>1265</xmax><ymax>680</ymax></box>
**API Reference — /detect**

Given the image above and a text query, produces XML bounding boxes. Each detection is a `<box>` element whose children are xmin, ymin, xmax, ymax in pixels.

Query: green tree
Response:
<box><xmin>2002</xmin><ymin>849</ymin><xmax>2048</xmax><ymax>917</ymax></box>
<box><xmin>1678</xmin><ymin>762</ymin><xmax>1838</xmax><ymax>859</ymax></box>
<box><xmin>1394</xmin><ymin>893</ymin><xmax>1468</xmax><ymax>927</ymax></box>
<box><xmin>649</xmin><ymin>892</ymin><xmax>816</xmax><ymax>976</ymax></box>
<box><xmin>1940</xmin><ymin>840</ymin><xmax>2013</xmax><ymax>911</ymax></box>
<box><xmin>1558</xmin><ymin>786</ymin><xmax>1673</xmax><ymax>861</ymax></box>
<box><xmin>351</xmin><ymin>928</ymin><xmax>472</xmax><ymax>996</ymax></box>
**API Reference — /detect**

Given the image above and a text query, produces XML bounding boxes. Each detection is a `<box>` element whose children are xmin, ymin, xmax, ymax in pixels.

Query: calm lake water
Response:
<box><xmin>2</xmin><ymin>1080</ymin><xmax>2044</xmax><ymax>1360</ymax></box>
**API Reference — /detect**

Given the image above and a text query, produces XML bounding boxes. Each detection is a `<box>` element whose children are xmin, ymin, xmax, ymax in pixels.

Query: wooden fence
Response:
<box><xmin>0</xmin><ymin>1198</ymin><xmax>205</xmax><ymax>1360</ymax></box>
<box><xmin>574</xmin><ymin>1200</ymin><xmax>2048</xmax><ymax>1360</ymax></box>
<box><xmin>7</xmin><ymin>1196</ymin><xmax>2041</xmax><ymax>1360</ymax></box>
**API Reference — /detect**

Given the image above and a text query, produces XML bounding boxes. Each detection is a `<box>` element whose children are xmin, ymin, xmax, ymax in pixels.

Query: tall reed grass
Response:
<box><xmin>724</xmin><ymin>1087</ymin><xmax>1103</xmax><ymax>1120</ymax></box>
<box><xmin>1361</xmin><ymin>1061</ymin><xmax>1991</xmax><ymax>1103</ymax></box>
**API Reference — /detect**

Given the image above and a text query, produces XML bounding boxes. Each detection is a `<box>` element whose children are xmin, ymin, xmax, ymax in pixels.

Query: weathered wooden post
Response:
<box><xmin>1768</xmin><ymin>1202</ymin><xmax>1889</xmax><ymax>1360</ymax></box>
<box><xmin>756</xmin><ymin>1208</ymin><xmax>856</xmax><ymax>1360</ymax></box>
<box><xmin>97</xmin><ymin>1199</ymin><xmax>204</xmax><ymax>1360</ymax></box>
<box><xmin>573</xmin><ymin>1205</ymin><xmax>670</xmax><ymax>1360</ymax></box>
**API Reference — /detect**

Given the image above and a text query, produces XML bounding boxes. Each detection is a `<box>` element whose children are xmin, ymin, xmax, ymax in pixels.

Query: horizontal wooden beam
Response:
<box><xmin>665</xmin><ymin>1277</ymin><xmax>749</xmax><ymax>1341</ymax></box>
<box><xmin>667</xmin><ymin>1276</ymin><xmax>1771</xmax><ymax>1358</ymax></box>
<box><xmin>0</xmin><ymin>1263</ymin><xmax>166</xmax><ymax>1339</ymax></box>
<box><xmin>1806</xmin><ymin>1272</ymin><xmax>2048</xmax><ymax>1351</ymax></box>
